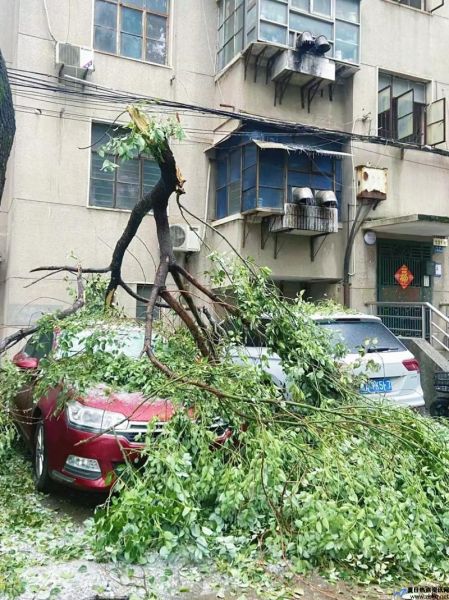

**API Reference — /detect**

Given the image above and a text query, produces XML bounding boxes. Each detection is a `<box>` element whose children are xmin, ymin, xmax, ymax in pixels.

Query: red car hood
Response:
<box><xmin>79</xmin><ymin>384</ymin><xmax>175</xmax><ymax>422</ymax></box>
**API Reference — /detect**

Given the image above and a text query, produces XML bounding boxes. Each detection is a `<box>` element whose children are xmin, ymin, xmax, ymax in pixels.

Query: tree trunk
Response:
<box><xmin>0</xmin><ymin>49</ymin><xmax>15</xmax><ymax>203</ymax></box>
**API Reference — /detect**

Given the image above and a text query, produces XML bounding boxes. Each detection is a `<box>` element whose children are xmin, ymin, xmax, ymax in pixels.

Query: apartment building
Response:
<box><xmin>1</xmin><ymin>0</ymin><xmax>449</xmax><ymax>339</ymax></box>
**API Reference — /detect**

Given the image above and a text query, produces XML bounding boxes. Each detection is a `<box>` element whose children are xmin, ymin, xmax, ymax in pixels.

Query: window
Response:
<box><xmin>215</xmin><ymin>138</ymin><xmax>343</xmax><ymax>219</ymax></box>
<box><xmin>217</xmin><ymin>0</ymin><xmax>245</xmax><ymax>71</ymax></box>
<box><xmin>391</xmin><ymin>0</ymin><xmax>446</xmax><ymax>12</ymax></box>
<box><xmin>378</xmin><ymin>74</ymin><xmax>442</xmax><ymax>146</ymax></box>
<box><xmin>393</xmin><ymin>0</ymin><xmax>424</xmax><ymax>8</ymax></box>
<box><xmin>94</xmin><ymin>0</ymin><xmax>169</xmax><ymax>65</ymax></box>
<box><xmin>90</xmin><ymin>123</ymin><xmax>160</xmax><ymax>210</ymax></box>
<box><xmin>135</xmin><ymin>284</ymin><xmax>160</xmax><ymax>321</ymax></box>
<box><xmin>217</xmin><ymin>0</ymin><xmax>360</xmax><ymax>71</ymax></box>
<box><xmin>378</xmin><ymin>74</ymin><xmax>447</xmax><ymax>145</ymax></box>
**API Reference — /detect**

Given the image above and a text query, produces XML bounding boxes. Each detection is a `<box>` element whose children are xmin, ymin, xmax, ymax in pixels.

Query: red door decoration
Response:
<box><xmin>394</xmin><ymin>264</ymin><xmax>414</xmax><ymax>289</ymax></box>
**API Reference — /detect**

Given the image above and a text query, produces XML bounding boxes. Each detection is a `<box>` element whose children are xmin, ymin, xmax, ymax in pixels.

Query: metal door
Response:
<box><xmin>377</xmin><ymin>239</ymin><xmax>432</xmax><ymax>337</ymax></box>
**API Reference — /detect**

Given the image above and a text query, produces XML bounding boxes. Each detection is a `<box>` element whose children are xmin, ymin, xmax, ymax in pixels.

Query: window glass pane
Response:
<box><xmin>143</xmin><ymin>160</ymin><xmax>160</xmax><ymax>191</ymax></box>
<box><xmin>121</xmin><ymin>32</ymin><xmax>142</xmax><ymax>58</ymax></box>
<box><xmin>235</xmin><ymin>29</ymin><xmax>244</xmax><ymax>53</ymax></box>
<box><xmin>287</xmin><ymin>171</ymin><xmax>310</xmax><ymax>187</ymax></box>
<box><xmin>91</xmin><ymin>152</ymin><xmax>115</xmax><ymax>179</ymax></box>
<box><xmin>217</xmin><ymin>157</ymin><xmax>227</xmax><ymax>188</ymax></box>
<box><xmin>260</xmin><ymin>21</ymin><xmax>288</xmax><ymax>44</ymax></box>
<box><xmin>216</xmin><ymin>188</ymin><xmax>227</xmax><ymax>219</ymax></box>
<box><xmin>243</xmin><ymin>164</ymin><xmax>257</xmax><ymax>191</ymax></box>
<box><xmin>126</xmin><ymin>0</ymin><xmax>145</xmax><ymax>7</ymax></box>
<box><xmin>258</xmin><ymin>187</ymin><xmax>283</xmax><ymax>209</ymax></box>
<box><xmin>224</xmin><ymin>14</ymin><xmax>235</xmax><ymax>42</ymax></box>
<box><xmin>336</xmin><ymin>0</ymin><xmax>359</xmax><ymax>23</ymax></box>
<box><xmin>378</xmin><ymin>86</ymin><xmax>391</xmax><ymax>114</ymax></box>
<box><xmin>116</xmin><ymin>182</ymin><xmax>140</xmax><ymax>209</ymax></box>
<box><xmin>91</xmin><ymin>123</ymin><xmax>112</xmax><ymax>150</ymax></box>
<box><xmin>291</xmin><ymin>0</ymin><xmax>310</xmax><ymax>10</ymax></box>
<box><xmin>223</xmin><ymin>39</ymin><xmax>234</xmax><ymax>65</ymax></box>
<box><xmin>95</xmin><ymin>0</ymin><xmax>117</xmax><ymax>29</ymax></box>
<box><xmin>309</xmin><ymin>173</ymin><xmax>333</xmax><ymax>189</ymax></box>
<box><xmin>148</xmin><ymin>13</ymin><xmax>167</xmax><ymax>40</ymax></box>
<box><xmin>236</xmin><ymin>4</ymin><xmax>244</xmax><ymax>28</ymax></box>
<box><xmin>379</xmin><ymin>73</ymin><xmax>392</xmax><ymax>91</ymax></box>
<box><xmin>122</xmin><ymin>6</ymin><xmax>142</xmax><ymax>34</ymax></box>
<box><xmin>335</xmin><ymin>21</ymin><xmax>359</xmax><ymax>62</ymax></box>
<box><xmin>247</xmin><ymin>26</ymin><xmax>256</xmax><ymax>43</ymax></box>
<box><xmin>242</xmin><ymin>188</ymin><xmax>257</xmax><ymax>212</ymax></box>
<box><xmin>229</xmin><ymin>149</ymin><xmax>241</xmax><ymax>181</ymax></box>
<box><xmin>288</xmin><ymin>152</ymin><xmax>312</xmax><ymax>171</ymax></box>
<box><xmin>313</xmin><ymin>0</ymin><xmax>331</xmax><ymax>17</ymax></box>
<box><xmin>146</xmin><ymin>0</ymin><xmax>168</xmax><ymax>12</ymax></box>
<box><xmin>243</xmin><ymin>144</ymin><xmax>257</xmax><ymax>168</ymax></box>
<box><xmin>117</xmin><ymin>158</ymin><xmax>140</xmax><ymax>183</ymax></box>
<box><xmin>146</xmin><ymin>38</ymin><xmax>167</xmax><ymax>63</ymax></box>
<box><xmin>261</xmin><ymin>0</ymin><xmax>288</xmax><ymax>24</ymax></box>
<box><xmin>94</xmin><ymin>26</ymin><xmax>117</xmax><ymax>53</ymax></box>
<box><xmin>397</xmin><ymin>115</ymin><xmax>414</xmax><ymax>140</ymax></box>
<box><xmin>225</xmin><ymin>0</ymin><xmax>235</xmax><ymax>18</ymax></box>
<box><xmin>312</xmin><ymin>155</ymin><xmax>333</xmax><ymax>173</ymax></box>
<box><xmin>146</xmin><ymin>14</ymin><xmax>167</xmax><ymax>62</ymax></box>
<box><xmin>228</xmin><ymin>181</ymin><xmax>241</xmax><ymax>213</ymax></box>
<box><xmin>90</xmin><ymin>179</ymin><xmax>114</xmax><ymax>207</ymax></box>
<box><xmin>259</xmin><ymin>150</ymin><xmax>284</xmax><ymax>187</ymax></box>
<box><xmin>289</xmin><ymin>13</ymin><xmax>333</xmax><ymax>38</ymax></box>
<box><xmin>247</xmin><ymin>4</ymin><xmax>256</xmax><ymax>28</ymax></box>
<box><xmin>413</xmin><ymin>83</ymin><xmax>426</xmax><ymax>104</ymax></box>
<box><xmin>392</xmin><ymin>76</ymin><xmax>410</xmax><ymax>97</ymax></box>
<box><xmin>397</xmin><ymin>90</ymin><xmax>414</xmax><ymax>118</ymax></box>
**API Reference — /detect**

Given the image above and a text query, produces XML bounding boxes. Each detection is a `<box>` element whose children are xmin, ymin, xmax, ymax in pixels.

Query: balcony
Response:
<box><xmin>269</xmin><ymin>203</ymin><xmax>338</xmax><ymax>235</ymax></box>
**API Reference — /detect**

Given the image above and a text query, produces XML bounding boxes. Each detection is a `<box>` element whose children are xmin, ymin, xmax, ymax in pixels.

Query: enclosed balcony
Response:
<box><xmin>209</xmin><ymin>127</ymin><xmax>349</xmax><ymax>242</ymax></box>
<box><xmin>217</xmin><ymin>0</ymin><xmax>361</xmax><ymax>93</ymax></box>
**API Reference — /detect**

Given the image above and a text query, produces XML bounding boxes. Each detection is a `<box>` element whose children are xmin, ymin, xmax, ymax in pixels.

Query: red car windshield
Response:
<box><xmin>57</xmin><ymin>328</ymin><xmax>146</xmax><ymax>359</ymax></box>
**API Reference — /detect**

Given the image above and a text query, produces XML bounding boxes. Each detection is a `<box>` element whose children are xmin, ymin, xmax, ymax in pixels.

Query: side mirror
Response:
<box><xmin>13</xmin><ymin>354</ymin><xmax>39</xmax><ymax>369</ymax></box>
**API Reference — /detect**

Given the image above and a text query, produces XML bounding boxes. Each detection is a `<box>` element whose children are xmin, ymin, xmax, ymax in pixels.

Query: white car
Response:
<box><xmin>240</xmin><ymin>313</ymin><xmax>424</xmax><ymax>409</ymax></box>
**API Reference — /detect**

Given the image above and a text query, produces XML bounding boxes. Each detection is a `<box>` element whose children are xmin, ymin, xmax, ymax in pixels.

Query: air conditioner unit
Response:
<box><xmin>55</xmin><ymin>42</ymin><xmax>94</xmax><ymax>78</ymax></box>
<box><xmin>169</xmin><ymin>224</ymin><xmax>202</xmax><ymax>253</ymax></box>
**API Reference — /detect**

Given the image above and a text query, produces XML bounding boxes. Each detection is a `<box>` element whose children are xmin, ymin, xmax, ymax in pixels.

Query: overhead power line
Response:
<box><xmin>7</xmin><ymin>66</ymin><xmax>449</xmax><ymax>159</ymax></box>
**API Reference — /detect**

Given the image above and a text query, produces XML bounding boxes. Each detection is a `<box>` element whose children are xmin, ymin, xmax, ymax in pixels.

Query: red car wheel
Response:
<box><xmin>34</xmin><ymin>421</ymin><xmax>52</xmax><ymax>493</ymax></box>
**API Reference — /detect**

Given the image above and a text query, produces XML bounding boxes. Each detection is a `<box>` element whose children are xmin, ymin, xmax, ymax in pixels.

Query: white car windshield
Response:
<box><xmin>57</xmin><ymin>328</ymin><xmax>146</xmax><ymax>359</ymax></box>
<box><xmin>318</xmin><ymin>319</ymin><xmax>406</xmax><ymax>354</ymax></box>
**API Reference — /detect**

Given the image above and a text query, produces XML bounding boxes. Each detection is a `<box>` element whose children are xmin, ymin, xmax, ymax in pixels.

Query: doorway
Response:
<box><xmin>377</xmin><ymin>239</ymin><xmax>432</xmax><ymax>337</ymax></box>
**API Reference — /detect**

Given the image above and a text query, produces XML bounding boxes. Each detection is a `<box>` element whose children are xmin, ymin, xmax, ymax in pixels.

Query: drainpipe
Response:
<box><xmin>343</xmin><ymin>202</ymin><xmax>372</xmax><ymax>308</ymax></box>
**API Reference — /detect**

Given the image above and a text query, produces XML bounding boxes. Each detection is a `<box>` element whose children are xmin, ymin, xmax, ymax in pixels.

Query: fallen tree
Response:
<box><xmin>2</xmin><ymin>105</ymin><xmax>449</xmax><ymax>585</ymax></box>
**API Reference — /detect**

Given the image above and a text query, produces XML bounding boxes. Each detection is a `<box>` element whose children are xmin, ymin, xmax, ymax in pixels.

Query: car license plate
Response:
<box><xmin>360</xmin><ymin>378</ymin><xmax>393</xmax><ymax>394</ymax></box>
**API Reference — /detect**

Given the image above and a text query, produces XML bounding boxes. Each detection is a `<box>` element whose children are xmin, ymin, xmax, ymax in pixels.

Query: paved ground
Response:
<box><xmin>4</xmin><ymin>481</ymin><xmax>391</xmax><ymax>600</ymax></box>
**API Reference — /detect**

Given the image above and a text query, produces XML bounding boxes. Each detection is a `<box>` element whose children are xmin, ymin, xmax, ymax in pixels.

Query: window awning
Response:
<box><xmin>252</xmin><ymin>140</ymin><xmax>352</xmax><ymax>159</ymax></box>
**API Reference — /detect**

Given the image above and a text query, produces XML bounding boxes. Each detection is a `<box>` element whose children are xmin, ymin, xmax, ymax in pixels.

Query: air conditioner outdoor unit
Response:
<box><xmin>169</xmin><ymin>224</ymin><xmax>201</xmax><ymax>253</ymax></box>
<box><xmin>55</xmin><ymin>42</ymin><xmax>94</xmax><ymax>78</ymax></box>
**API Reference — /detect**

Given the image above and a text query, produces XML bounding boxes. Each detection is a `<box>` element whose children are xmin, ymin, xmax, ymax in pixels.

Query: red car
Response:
<box><xmin>12</xmin><ymin>326</ymin><xmax>230</xmax><ymax>493</ymax></box>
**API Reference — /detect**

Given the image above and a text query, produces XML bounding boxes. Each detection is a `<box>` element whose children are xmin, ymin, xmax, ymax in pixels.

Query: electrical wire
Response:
<box><xmin>9</xmin><ymin>66</ymin><xmax>449</xmax><ymax>159</ymax></box>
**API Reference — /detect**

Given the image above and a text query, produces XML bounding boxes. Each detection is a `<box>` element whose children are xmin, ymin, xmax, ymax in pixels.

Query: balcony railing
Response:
<box><xmin>269</xmin><ymin>204</ymin><xmax>338</xmax><ymax>236</ymax></box>
<box><xmin>365</xmin><ymin>302</ymin><xmax>449</xmax><ymax>354</ymax></box>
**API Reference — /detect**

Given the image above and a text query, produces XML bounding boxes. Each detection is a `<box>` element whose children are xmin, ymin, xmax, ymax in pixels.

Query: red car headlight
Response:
<box><xmin>66</xmin><ymin>401</ymin><xmax>128</xmax><ymax>433</ymax></box>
